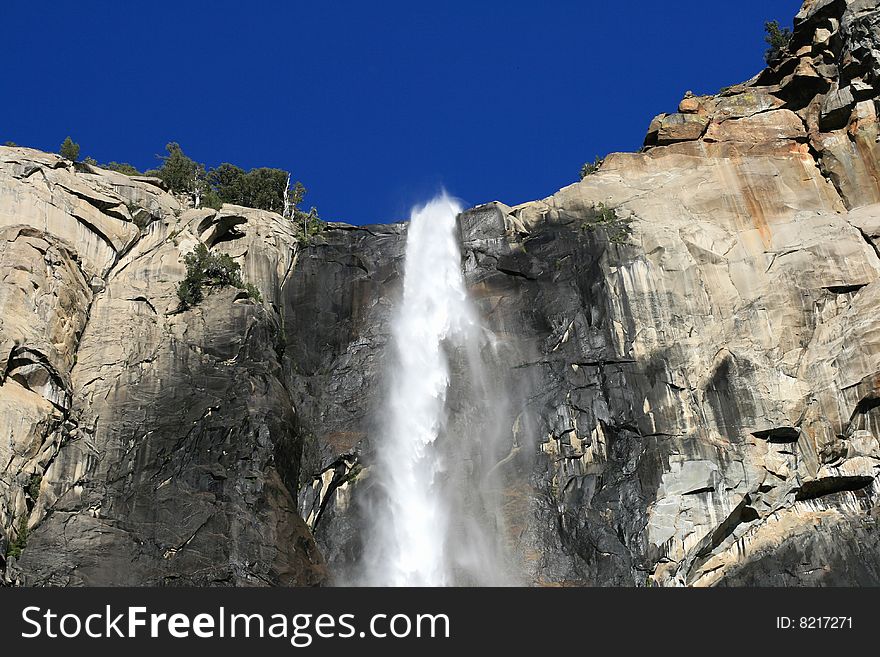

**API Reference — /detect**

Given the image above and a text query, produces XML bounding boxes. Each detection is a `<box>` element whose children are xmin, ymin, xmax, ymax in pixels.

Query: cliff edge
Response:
<box><xmin>2</xmin><ymin>0</ymin><xmax>880</xmax><ymax>586</ymax></box>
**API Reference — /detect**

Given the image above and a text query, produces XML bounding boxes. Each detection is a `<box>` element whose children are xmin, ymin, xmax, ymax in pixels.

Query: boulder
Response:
<box><xmin>704</xmin><ymin>109</ymin><xmax>806</xmax><ymax>143</ymax></box>
<box><xmin>646</xmin><ymin>113</ymin><xmax>710</xmax><ymax>146</ymax></box>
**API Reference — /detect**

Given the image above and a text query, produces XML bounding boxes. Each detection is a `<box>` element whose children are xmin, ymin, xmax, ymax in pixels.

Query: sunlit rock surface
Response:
<box><xmin>2</xmin><ymin>0</ymin><xmax>880</xmax><ymax>586</ymax></box>
<box><xmin>0</xmin><ymin>153</ymin><xmax>324</xmax><ymax>585</ymax></box>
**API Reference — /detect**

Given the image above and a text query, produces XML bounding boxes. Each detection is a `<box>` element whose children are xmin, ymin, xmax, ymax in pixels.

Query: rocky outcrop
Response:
<box><xmin>283</xmin><ymin>223</ymin><xmax>407</xmax><ymax>581</ymax></box>
<box><xmin>460</xmin><ymin>0</ymin><xmax>880</xmax><ymax>586</ymax></box>
<box><xmin>0</xmin><ymin>152</ymin><xmax>324</xmax><ymax>585</ymax></box>
<box><xmin>2</xmin><ymin>0</ymin><xmax>880</xmax><ymax>587</ymax></box>
<box><xmin>289</xmin><ymin>0</ymin><xmax>880</xmax><ymax>586</ymax></box>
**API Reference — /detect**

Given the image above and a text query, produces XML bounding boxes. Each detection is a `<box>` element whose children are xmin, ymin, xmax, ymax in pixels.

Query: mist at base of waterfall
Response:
<box><xmin>360</xmin><ymin>193</ymin><xmax>521</xmax><ymax>587</ymax></box>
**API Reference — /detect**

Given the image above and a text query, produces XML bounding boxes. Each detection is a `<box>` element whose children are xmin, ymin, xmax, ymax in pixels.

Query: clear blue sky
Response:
<box><xmin>2</xmin><ymin>1</ymin><xmax>802</xmax><ymax>225</ymax></box>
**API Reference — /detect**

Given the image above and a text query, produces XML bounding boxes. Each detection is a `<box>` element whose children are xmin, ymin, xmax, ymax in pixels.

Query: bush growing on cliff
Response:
<box><xmin>295</xmin><ymin>206</ymin><xmax>325</xmax><ymax>246</ymax></box>
<box><xmin>59</xmin><ymin>136</ymin><xmax>80</xmax><ymax>161</ymax></box>
<box><xmin>201</xmin><ymin>189</ymin><xmax>224</xmax><ymax>210</ymax></box>
<box><xmin>208</xmin><ymin>163</ymin><xmax>246</xmax><ymax>205</ymax></box>
<box><xmin>105</xmin><ymin>161</ymin><xmax>142</xmax><ymax>176</ymax></box>
<box><xmin>764</xmin><ymin>20</ymin><xmax>792</xmax><ymax>64</ymax></box>
<box><xmin>580</xmin><ymin>202</ymin><xmax>632</xmax><ymax>243</ymax></box>
<box><xmin>579</xmin><ymin>156</ymin><xmax>603</xmax><ymax>179</ymax></box>
<box><xmin>6</xmin><ymin>516</ymin><xmax>28</xmax><ymax>560</ymax></box>
<box><xmin>244</xmin><ymin>167</ymin><xmax>289</xmax><ymax>213</ymax></box>
<box><xmin>284</xmin><ymin>180</ymin><xmax>326</xmax><ymax>244</ymax></box>
<box><xmin>177</xmin><ymin>243</ymin><xmax>261</xmax><ymax>308</ymax></box>
<box><xmin>26</xmin><ymin>474</ymin><xmax>41</xmax><ymax>502</ymax></box>
<box><xmin>148</xmin><ymin>142</ymin><xmax>206</xmax><ymax>203</ymax></box>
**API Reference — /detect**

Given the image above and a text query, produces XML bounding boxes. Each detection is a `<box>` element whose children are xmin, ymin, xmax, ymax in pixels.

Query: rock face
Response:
<box><xmin>287</xmin><ymin>0</ymin><xmax>880</xmax><ymax>587</ymax></box>
<box><xmin>0</xmin><ymin>153</ymin><xmax>324</xmax><ymax>585</ymax></box>
<box><xmin>2</xmin><ymin>0</ymin><xmax>880</xmax><ymax>586</ymax></box>
<box><xmin>283</xmin><ymin>223</ymin><xmax>408</xmax><ymax>581</ymax></box>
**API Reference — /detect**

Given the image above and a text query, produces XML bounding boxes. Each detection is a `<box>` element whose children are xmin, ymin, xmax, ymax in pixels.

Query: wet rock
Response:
<box><xmin>4</xmin><ymin>0</ymin><xmax>880</xmax><ymax>589</ymax></box>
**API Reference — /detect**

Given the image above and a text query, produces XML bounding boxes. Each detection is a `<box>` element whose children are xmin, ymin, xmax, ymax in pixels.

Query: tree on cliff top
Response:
<box><xmin>764</xmin><ymin>20</ymin><xmax>793</xmax><ymax>64</ymax></box>
<box><xmin>246</xmin><ymin>167</ymin><xmax>289</xmax><ymax>214</ymax></box>
<box><xmin>208</xmin><ymin>163</ymin><xmax>290</xmax><ymax>213</ymax></box>
<box><xmin>59</xmin><ymin>136</ymin><xmax>80</xmax><ymax>161</ymax></box>
<box><xmin>104</xmin><ymin>161</ymin><xmax>142</xmax><ymax>176</ymax></box>
<box><xmin>580</xmin><ymin>156</ymin><xmax>603</xmax><ymax>179</ymax></box>
<box><xmin>147</xmin><ymin>142</ymin><xmax>206</xmax><ymax>205</ymax></box>
<box><xmin>208</xmin><ymin>163</ymin><xmax>247</xmax><ymax>205</ymax></box>
<box><xmin>140</xmin><ymin>142</ymin><xmax>318</xmax><ymax>219</ymax></box>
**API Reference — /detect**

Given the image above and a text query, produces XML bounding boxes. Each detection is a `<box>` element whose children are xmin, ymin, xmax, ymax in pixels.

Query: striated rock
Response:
<box><xmin>0</xmin><ymin>149</ymin><xmax>140</xmax><ymax>278</ymax></box>
<box><xmin>813</xmin><ymin>101</ymin><xmax>880</xmax><ymax>208</ymax></box>
<box><xmin>4</xmin><ymin>0</ymin><xmax>880</xmax><ymax>588</ymax></box>
<box><xmin>0</xmin><ymin>147</ymin><xmax>324</xmax><ymax>585</ymax></box>
<box><xmin>714</xmin><ymin>90</ymin><xmax>783</xmax><ymax>120</ymax></box>
<box><xmin>703</xmin><ymin>109</ymin><xmax>806</xmax><ymax>143</ymax></box>
<box><xmin>0</xmin><ymin>225</ymin><xmax>92</xmax><ymax>563</ymax></box>
<box><xmin>845</xmin><ymin>202</ymin><xmax>880</xmax><ymax>249</ymax></box>
<box><xmin>821</xmin><ymin>84</ymin><xmax>857</xmax><ymax>129</ymax></box>
<box><xmin>283</xmin><ymin>222</ymin><xmax>407</xmax><ymax>580</ymax></box>
<box><xmin>446</xmin><ymin>135</ymin><xmax>880</xmax><ymax>585</ymax></box>
<box><xmin>290</xmin><ymin>0</ymin><xmax>880</xmax><ymax>587</ymax></box>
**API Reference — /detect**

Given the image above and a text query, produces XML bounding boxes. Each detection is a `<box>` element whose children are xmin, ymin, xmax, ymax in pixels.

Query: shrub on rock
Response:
<box><xmin>177</xmin><ymin>243</ymin><xmax>261</xmax><ymax>308</ymax></box>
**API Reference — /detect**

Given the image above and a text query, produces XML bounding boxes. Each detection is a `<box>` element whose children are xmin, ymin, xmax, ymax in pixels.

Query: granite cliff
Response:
<box><xmin>2</xmin><ymin>0</ymin><xmax>880</xmax><ymax>586</ymax></box>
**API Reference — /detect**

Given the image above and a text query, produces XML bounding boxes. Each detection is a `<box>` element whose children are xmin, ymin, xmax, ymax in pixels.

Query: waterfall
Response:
<box><xmin>363</xmin><ymin>193</ymin><xmax>515</xmax><ymax>586</ymax></box>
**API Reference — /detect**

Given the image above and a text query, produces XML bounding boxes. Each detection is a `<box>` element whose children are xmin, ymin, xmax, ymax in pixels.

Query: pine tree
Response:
<box><xmin>150</xmin><ymin>143</ymin><xmax>206</xmax><ymax>206</ymax></box>
<box><xmin>764</xmin><ymin>20</ymin><xmax>793</xmax><ymax>64</ymax></box>
<box><xmin>59</xmin><ymin>136</ymin><xmax>80</xmax><ymax>161</ymax></box>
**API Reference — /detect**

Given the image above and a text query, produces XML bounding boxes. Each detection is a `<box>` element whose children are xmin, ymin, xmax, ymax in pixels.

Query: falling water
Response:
<box><xmin>363</xmin><ymin>193</ymin><xmax>516</xmax><ymax>586</ymax></box>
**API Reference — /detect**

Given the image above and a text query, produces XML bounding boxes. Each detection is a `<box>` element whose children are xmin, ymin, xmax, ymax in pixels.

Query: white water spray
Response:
<box><xmin>363</xmin><ymin>193</ymin><xmax>514</xmax><ymax>586</ymax></box>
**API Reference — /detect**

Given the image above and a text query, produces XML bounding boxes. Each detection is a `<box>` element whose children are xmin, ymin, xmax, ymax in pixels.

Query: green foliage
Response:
<box><xmin>82</xmin><ymin>156</ymin><xmax>98</xmax><ymax>166</ymax></box>
<box><xmin>246</xmin><ymin>167</ymin><xmax>289</xmax><ymax>213</ymax></box>
<box><xmin>105</xmin><ymin>161</ymin><xmax>142</xmax><ymax>176</ymax></box>
<box><xmin>59</xmin><ymin>136</ymin><xmax>80</xmax><ymax>161</ymax></box>
<box><xmin>3</xmin><ymin>141</ymin><xmax>17</xmax><ymax>147</ymax></box>
<box><xmin>201</xmin><ymin>189</ymin><xmax>224</xmax><ymax>210</ymax></box>
<box><xmin>207</xmin><ymin>163</ymin><xmax>246</xmax><ymax>204</ymax></box>
<box><xmin>294</xmin><ymin>206</ymin><xmax>325</xmax><ymax>246</ymax></box>
<box><xmin>580</xmin><ymin>202</ymin><xmax>632</xmax><ymax>243</ymax></box>
<box><xmin>152</xmin><ymin>142</ymin><xmax>206</xmax><ymax>196</ymax></box>
<box><xmin>764</xmin><ymin>20</ymin><xmax>793</xmax><ymax>64</ymax></box>
<box><xmin>244</xmin><ymin>282</ymin><xmax>262</xmax><ymax>302</ymax></box>
<box><xmin>290</xmin><ymin>181</ymin><xmax>306</xmax><ymax>209</ymax></box>
<box><xmin>579</xmin><ymin>156</ymin><xmax>603</xmax><ymax>179</ymax></box>
<box><xmin>26</xmin><ymin>474</ymin><xmax>41</xmax><ymax>502</ymax></box>
<box><xmin>6</xmin><ymin>516</ymin><xmax>28</xmax><ymax>560</ymax></box>
<box><xmin>50</xmin><ymin>137</ymin><xmax>317</xmax><ymax>218</ymax></box>
<box><xmin>177</xmin><ymin>243</ymin><xmax>260</xmax><ymax>308</ymax></box>
<box><xmin>207</xmin><ymin>163</ymin><xmax>291</xmax><ymax>213</ymax></box>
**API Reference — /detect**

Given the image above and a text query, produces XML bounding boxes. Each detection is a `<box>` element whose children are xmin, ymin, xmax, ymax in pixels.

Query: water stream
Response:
<box><xmin>363</xmin><ymin>194</ymin><xmax>514</xmax><ymax>586</ymax></box>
